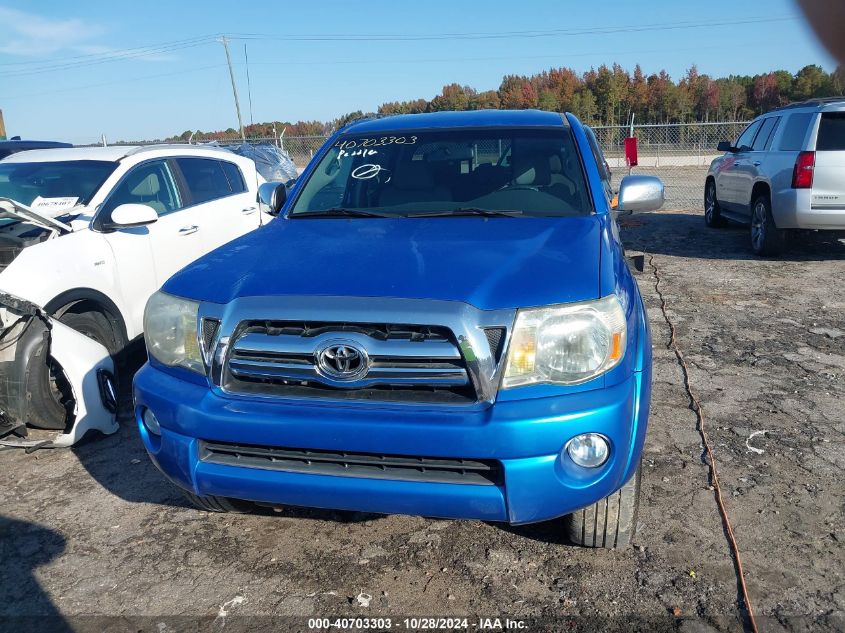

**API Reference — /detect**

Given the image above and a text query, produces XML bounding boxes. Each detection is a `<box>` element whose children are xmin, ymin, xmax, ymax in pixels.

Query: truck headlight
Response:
<box><xmin>143</xmin><ymin>291</ymin><xmax>203</xmax><ymax>373</ymax></box>
<box><xmin>502</xmin><ymin>295</ymin><xmax>627</xmax><ymax>388</ymax></box>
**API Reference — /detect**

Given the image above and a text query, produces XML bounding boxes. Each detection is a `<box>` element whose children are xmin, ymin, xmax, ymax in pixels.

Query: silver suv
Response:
<box><xmin>705</xmin><ymin>97</ymin><xmax>845</xmax><ymax>255</ymax></box>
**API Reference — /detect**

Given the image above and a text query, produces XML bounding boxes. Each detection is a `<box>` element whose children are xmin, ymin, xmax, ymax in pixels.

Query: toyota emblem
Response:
<box><xmin>316</xmin><ymin>341</ymin><xmax>369</xmax><ymax>381</ymax></box>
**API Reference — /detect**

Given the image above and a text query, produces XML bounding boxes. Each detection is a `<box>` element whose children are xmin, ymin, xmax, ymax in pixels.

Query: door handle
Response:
<box><xmin>753</xmin><ymin>161</ymin><xmax>762</xmax><ymax>166</ymax></box>
<box><xmin>241</xmin><ymin>207</ymin><xmax>257</xmax><ymax>215</ymax></box>
<box><xmin>178</xmin><ymin>225</ymin><xmax>199</xmax><ymax>235</ymax></box>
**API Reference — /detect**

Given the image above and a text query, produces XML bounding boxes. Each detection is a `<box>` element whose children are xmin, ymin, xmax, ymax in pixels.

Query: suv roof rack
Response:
<box><xmin>771</xmin><ymin>96</ymin><xmax>845</xmax><ymax>112</ymax></box>
<box><xmin>121</xmin><ymin>143</ymin><xmax>235</xmax><ymax>158</ymax></box>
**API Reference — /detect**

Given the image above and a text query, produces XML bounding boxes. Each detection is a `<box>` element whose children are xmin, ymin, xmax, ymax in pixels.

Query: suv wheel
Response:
<box><xmin>704</xmin><ymin>180</ymin><xmax>724</xmax><ymax>227</ymax></box>
<box><xmin>565</xmin><ymin>462</ymin><xmax>642</xmax><ymax>548</ymax></box>
<box><xmin>750</xmin><ymin>194</ymin><xmax>784</xmax><ymax>256</ymax></box>
<box><xmin>24</xmin><ymin>308</ymin><xmax>125</xmax><ymax>431</ymax></box>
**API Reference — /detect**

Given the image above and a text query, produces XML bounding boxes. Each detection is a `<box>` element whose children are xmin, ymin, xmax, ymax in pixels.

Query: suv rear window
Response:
<box><xmin>816</xmin><ymin>112</ymin><xmax>845</xmax><ymax>150</ymax></box>
<box><xmin>779</xmin><ymin>113</ymin><xmax>813</xmax><ymax>151</ymax></box>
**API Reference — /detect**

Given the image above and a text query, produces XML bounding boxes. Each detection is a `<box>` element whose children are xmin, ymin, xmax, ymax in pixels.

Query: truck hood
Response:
<box><xmin>0</xmin><ymin>197</ymin><xmax>74</xmax><ymax>234</ymax></box>
<box><xmin>164</xmin><ymin>216</ymin><xmax>604</xmax><ymax>310</ymax></box>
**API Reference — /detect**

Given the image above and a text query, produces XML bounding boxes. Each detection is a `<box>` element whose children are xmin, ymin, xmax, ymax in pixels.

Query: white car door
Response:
<box><xmin>97</xmin><ymin>159</ymin><xmax>206</xmax><ymax>331</ymax></box>
<box><xmin>172</xmin><ymin>157</ymin><xmax>261</xmax><ymax>254</ymax></box>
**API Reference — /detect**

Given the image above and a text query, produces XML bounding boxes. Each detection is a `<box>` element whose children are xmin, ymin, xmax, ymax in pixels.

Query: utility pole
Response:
<box><xmin>218</xmin><ymin>36</ymin><xmax>245</xmax><ymax>141</ymax></box>
<box><xmin>244</xmin><ymin>44</ymin><xmax>254</xmax><ymax>127</ymax></box>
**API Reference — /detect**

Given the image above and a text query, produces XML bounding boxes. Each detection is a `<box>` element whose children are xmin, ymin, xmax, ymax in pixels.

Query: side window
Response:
<box><xmin>102</xmin><ymin>160</ymin><xmax>181</xmax><ymax>218</ymax></box>
<box><xmin>779</xmin><ymin>113</ymin><xmax>814</xmax><ymax>151</ymax></box>
<box><xmin>752</xmin><ymin>117</ymin><xmax>779</xmax><ymax>151</ymax></box>
<box><xmin>176</xmin><ymin>158</ymin><xmax>233</xmax><ymax>205</ymax></box>
<box><xmin>585</xmin><ymin>127</ymin><xmax>611</xmax><ymax>184</ymax></box>
<box><xmin>735</xmin><ymin>120</ymin><xmax>763</xmax><ymax>152</ymax></box>
<box><xmin>815</xmin><ymin>112</ymin><xmax>845</xmax><ymax>150</ymax></box>
<box><xmin>220</xmin><ymin>160</ymin><xmax>247</xmax><ymax>193</ymax></box>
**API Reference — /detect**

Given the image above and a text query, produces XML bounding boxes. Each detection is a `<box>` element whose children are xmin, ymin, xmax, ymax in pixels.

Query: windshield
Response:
<box><xmin>0</xmin><ymin>160</ymin><xmax>118</xmax><ymax>208</ymax></box>
<box><xmin>289</xmin><ymin>128</ymin><xmax>592</xmax><ymax>217</ymax></box>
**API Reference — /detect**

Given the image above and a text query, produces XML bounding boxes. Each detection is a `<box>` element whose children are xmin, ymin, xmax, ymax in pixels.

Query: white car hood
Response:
<box><xmin>0</xmin><ymin>196</ymin><xmax>74</xmax><ymax>233</ymax></box>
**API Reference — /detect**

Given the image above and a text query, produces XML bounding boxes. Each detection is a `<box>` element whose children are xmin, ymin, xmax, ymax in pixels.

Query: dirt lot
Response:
<box><xmin>1</xmin><ymin>209</ymin><xmax>843</xmax><ymax>633</ymax></box>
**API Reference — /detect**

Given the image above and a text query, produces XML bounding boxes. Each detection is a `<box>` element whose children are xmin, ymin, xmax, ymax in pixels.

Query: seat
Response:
<box><xmin>379</xmin><ymin>162</ymin><xmax>450</xmax><ymax>207</ymax></box>
<box><xmin>510</xmin><ymin>149</ymin><xmax>551</xmax><ymax>188</ymax></box>
<box><xmin>546</xmin><ymin>154</ymin><xmax>579</xmax><ymax>205</ymax></box>
<box><xmin>128</xmin><ymin>173</ymin><xmax>166</xmax><ymax>214</ymax></box>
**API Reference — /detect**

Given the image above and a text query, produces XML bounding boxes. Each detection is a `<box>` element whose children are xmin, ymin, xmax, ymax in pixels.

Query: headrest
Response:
<box><xmin>130</xmin><ymin>173</ymin><xmax>160</xmax><ymax>197</ymax></box>
<box><xmin>548</xmin><ymin>154</ymin><xmax>563</xmax><ymax>174</ymax></box>
<box><xmin>512</xmin><ymin>151</ymin><xmax>551</xmax><ymax>186</ymax></box>
<box><xmin>391</xmin><ymin>162</ymin><xmax>435</xmax><ymax>190</ymax></box>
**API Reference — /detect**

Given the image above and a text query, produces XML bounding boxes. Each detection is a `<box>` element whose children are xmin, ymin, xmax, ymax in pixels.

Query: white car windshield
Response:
<box><xmin>0</xmin><ymin>160</ymin><xmax>118</xmax><ymax>208</ymax></box>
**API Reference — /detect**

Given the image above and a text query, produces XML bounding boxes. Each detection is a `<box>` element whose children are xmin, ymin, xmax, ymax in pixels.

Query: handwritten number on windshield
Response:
<box><xmin>335</xmin><ymin>135</ymin><xmax>417</xmax><ymax>150</ymax></box>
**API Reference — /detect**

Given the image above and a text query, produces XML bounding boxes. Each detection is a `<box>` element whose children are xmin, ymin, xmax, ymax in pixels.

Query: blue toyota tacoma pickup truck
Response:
<box><xmin>135</xmin><ymin>110</ymin><xmax>664</xmax><ymax>548</ymax></box>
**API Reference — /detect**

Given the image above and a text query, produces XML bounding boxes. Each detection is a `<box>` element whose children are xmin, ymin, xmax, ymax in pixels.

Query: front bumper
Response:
<box><xmin>134</xmin><ymin>364</ymin><xmax>650</xmax><ymax>525</ymax></box>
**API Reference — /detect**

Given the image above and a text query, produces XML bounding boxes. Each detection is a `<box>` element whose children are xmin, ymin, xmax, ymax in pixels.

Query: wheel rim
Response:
<box><xmin>705</xmin><ymin>185</ymin><xmax>715</xmax><ymax>220</ymax></box>
<box><xmin>751</xmin><ymin>201</ymin><xmax>766</xmax><ymax>250</ymax></box>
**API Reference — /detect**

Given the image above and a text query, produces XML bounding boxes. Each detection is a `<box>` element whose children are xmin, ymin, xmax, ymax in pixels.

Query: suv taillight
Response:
<box><xmin>791</xmin><ymin>151</ymin><xmax>815</xmax><ymax>188</ymax></box>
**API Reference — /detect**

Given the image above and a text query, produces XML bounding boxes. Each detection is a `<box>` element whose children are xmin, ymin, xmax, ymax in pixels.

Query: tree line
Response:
<box><xmin>170</xmin><ymin>63</ymin><xmax>843</xmax><ymax>141</ymax></box>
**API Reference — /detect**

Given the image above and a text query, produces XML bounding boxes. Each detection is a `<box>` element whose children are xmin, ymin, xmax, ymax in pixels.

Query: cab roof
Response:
<box><xmin>343</xmin><ymin>109</ymin><xmax>568</xmax><ymax>135</ymax></box>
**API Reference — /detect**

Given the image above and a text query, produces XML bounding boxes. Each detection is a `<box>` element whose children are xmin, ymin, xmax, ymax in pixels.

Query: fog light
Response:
<box><xmin>566</xmin><ymin>433</ymin><xmax>609</xmax><ymax>468</ymax></box>
<box><xmin>142</xmin><ymin>408</ymin><xmax>161</xmax><ymax>435</ymax></box>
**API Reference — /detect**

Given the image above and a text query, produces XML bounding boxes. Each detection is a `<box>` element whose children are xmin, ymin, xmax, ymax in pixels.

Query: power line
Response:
<box><xmin>0</xmin><ymin>38</ymin><xmax>217</xmax><ymax>78</ymax></box>
<box><xmin>243</xmin><ymin>40</ymin><xmax>778</xmax><ymax>68</ymax></box>
<box><xmin>0</xmin><ymin>39</ymin><xmax>792</xmax><ymax>102</ymax></box>
<box><xmin>227</xmin><ymin>15</ymin><xmax>798</xmax><ymax>42</ymax></box>
<box><xmin>0</xmin><ymin>15</ymin><xmax>798</xmax><ymax>78</ymax></box>
<box><xmin>0</xmin><ymin>34</ymin><xmax>219</xmax><ymax>67</ymax></box>
<box><xmin>1</xmin><ymin>64</ymin><xmax>226</xmax><ymax>100</ymax></box>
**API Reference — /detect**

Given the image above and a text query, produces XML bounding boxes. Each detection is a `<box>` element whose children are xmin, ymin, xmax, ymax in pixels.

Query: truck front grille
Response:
<box><xmin>222</xmin><ymin>321</ymin><xmax>478</xmax><ymax>404</ymax></box>
<box><xmin>199</xmin><ymin>440</ymin><xmax>503</xmax><ymax>486</ymax></box>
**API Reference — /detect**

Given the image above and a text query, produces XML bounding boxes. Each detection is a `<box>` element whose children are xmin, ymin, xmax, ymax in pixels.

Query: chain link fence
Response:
<box><xmin>591</xmin><ymin>121</ymin><xmax>749</xmax><ymax>209</ymax></box>
<box><xmin>109</xmin><ymin>121</ymin><xmax>750</xmax><ymax>210</ymax></box>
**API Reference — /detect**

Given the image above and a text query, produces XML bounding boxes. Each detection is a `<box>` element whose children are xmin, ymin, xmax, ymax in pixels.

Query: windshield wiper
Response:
<box><xmin>406</xmin><ymin>207</ymin><xmax>524</xmax><ymax>218</ymax></box>
<box><xmin>292</xmin><ymin>207</ymin><xmax>394</xmax><ymax>218</ymax></box>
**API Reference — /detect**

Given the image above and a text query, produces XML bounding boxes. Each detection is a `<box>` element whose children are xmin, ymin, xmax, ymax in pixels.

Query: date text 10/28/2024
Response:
<box><xmin>307</xmin><ymin>617</ymin><xmax>528</xmax><ymax>630</ymax></box>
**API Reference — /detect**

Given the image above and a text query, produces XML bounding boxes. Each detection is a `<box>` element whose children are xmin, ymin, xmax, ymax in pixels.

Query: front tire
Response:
<box><xmin>750</xmin><ymin>194</ymin><xmax>784</xmax><ymax>256</ymax></box>
<box><xmin>565</xmin><ymin>463</ymin><xmax>642</xmax><ymax>548</ymax></box>
<box><xmin>704</xmin><ymin>180</ymin><xmax>724</xmax><ymax>227</ymax></box>
<box><xmin>181</xmin><ymin>490</ymin><xmax>254</xmax><ymax>513</ymax></box>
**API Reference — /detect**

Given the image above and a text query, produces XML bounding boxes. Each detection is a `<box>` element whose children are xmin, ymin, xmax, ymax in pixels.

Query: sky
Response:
<box><xmin>0</xmin><ymin>0</ymin><xmax>834</xmax><ymax>144</ymax></box>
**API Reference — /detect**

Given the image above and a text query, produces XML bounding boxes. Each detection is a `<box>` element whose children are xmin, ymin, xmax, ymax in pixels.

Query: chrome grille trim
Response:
<box><xmin>199</xmin><ymin>296</ymin><xmax>516</xmax><ymax>408</ymax></box>
<box><xmin>226</xmin><ymin>326</ymin><xmax>471</xmax><ymax>393</ymax></box>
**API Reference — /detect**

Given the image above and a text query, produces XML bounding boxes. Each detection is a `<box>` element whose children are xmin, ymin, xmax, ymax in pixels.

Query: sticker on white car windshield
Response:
<box><xmin>30</xmin><ymin>196</ymin><xmax>79</xmax><ymax>214</ymax></box>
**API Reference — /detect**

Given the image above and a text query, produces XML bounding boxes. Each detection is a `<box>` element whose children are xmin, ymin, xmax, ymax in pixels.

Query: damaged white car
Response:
<box><xmin>0</xmin><ymin>144</ymin><xmax>267</xmax><ymax>446</ymax></box>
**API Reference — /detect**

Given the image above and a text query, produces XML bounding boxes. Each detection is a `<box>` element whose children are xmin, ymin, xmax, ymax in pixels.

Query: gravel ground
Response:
<box><xmin>1</xmin><ymin>209</ymin><xmax>843</xmax><ymax>633</ymax></box>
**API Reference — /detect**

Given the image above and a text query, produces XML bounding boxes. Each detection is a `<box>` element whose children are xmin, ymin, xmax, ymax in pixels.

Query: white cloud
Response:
<box><xmin>0</xmin><ymin>6</ymin><xmax>106</xmax><ymax>57</ymax></box>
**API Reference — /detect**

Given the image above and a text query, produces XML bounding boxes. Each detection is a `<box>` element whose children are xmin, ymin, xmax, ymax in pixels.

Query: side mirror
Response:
<box><xmin>107</xmin><ymin>203</ymin><xmax>158</xmax><ymax>229</ymax></box>
<box><xmin>717</xmin><ymin>140</ymin><xmax>735</xmax><ymax>153</ymax></box>
<box><xmin>617</xmin><ymin>175</ymin><xmax>664</xmax><ymax>213</ymax></box>
<box><xmin>258</xmin><ymin>182</ymin><xmax>287</xmax><ymax>216</ymax></box>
